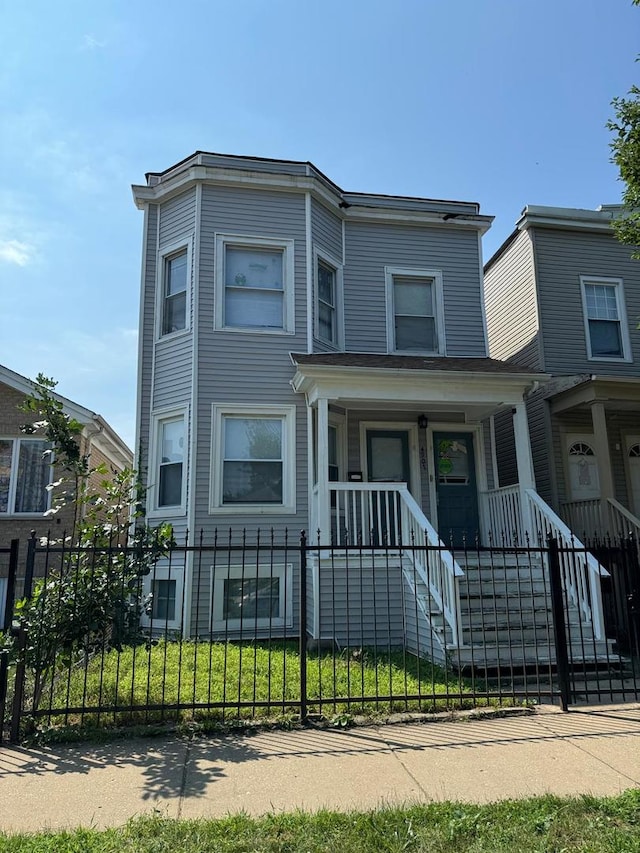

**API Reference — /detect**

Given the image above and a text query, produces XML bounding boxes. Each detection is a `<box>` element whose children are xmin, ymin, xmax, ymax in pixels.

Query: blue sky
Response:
<box><xmin>1</xmin><ymin>0</ymin><xmax>638</xmax><ymax>448</ymax></box>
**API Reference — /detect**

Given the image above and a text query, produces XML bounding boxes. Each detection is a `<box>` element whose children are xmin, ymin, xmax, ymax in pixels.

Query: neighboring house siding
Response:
<box><xmin>526</xmin><ymin>390</ymin><xmax>552</xmax><ymax>504</ymax></box>
<box><xmin>493</xmin><ymin>410</ymin><xmax>517</xmax><ymax>488</ymax></box>
<box><xmin>484</xmin><ymin>230</ymin><xmax>541</xmax><ymax>369</ymax></box>
<box><xmin>534</xmin><ymin>228</ymin><xmax>640</xmax><ymax>375</ymax></box>
<box><xmin>344</xmin><ymin>221</ymin><xmax>487</xmax><ymax>356</ymax></box>
<box><xmin>194</xmin><ymin>185</ymin><xmax>308</xmax><ymax>540</ymax></box>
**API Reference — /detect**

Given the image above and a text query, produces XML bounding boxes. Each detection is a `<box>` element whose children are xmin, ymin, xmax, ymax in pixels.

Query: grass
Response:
<box><xmin>2</xmin><ymin>792</ymin><xmax>640</xmax><ymax>851</ymax></box>
<box><xmin>26</xmin><ymin>640</ymin><xmax>491</xmax><ymax>734</ymax></box>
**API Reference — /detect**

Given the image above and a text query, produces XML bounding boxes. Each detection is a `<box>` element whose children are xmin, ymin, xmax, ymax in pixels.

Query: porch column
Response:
<box><xmin>513</xmin><ymin>402</ymin><xmax>536</xmax><ymax>540</ymax></box>
<box><xmin>317</xmin><ymin>397</ymin><xmax>330</xmax><ymax>541</ymax></box>
<box><xmin>590</xmin><ymin>403</ymin><xmax>614</xmax><ymax>527</ymax></box>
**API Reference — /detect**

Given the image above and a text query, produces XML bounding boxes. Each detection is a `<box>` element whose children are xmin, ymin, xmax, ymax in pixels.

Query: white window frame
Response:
<box><xmin>214</xmin><ymin>233</ymin><xmax>295</xmax><ymax>335</ymax></box>
<box><xmin>141</xmin><ymin>565</ymin><xmax>184</xmax><ymax>632</ymax></box>
<box><xmin>210</xmin><ymin>404</ymin><xmax>297</xmax><ymax>515</ymax></box>
<box><xmin>313</xmin><ymin>247</ymin><xmax>344</xmax><ymax>349</ymax></box>
<box><xmin>211</xmin><ymin>562</ymin><xmax>293</xmax><ymax>631</ymax></box>
<box><xmin>579</xmin><ymin>275</ymin><xmax>631</xmax><ymax>363</ymax></box>
<box><xmin>385</xmin><ymin>266</ymin><xmax>446</xmax><ymax>355</ymax></box>
<box><xmin>148</xmin><ymin>408</ymin><xmax>188</xmax><ymax>518</ymax></box>
<box><xmin>0</xmin><ymin>436</ymin><xmax>53</xmax><ymax>517</ymax></box>
<box><xmin>156</xmin><ymin>238</ymin><xmax>192</xmax><ymax>341</ymax></box>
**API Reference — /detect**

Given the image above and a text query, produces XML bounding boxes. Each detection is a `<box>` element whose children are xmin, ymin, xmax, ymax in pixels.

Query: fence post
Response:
<box><xmin>24</xmin><ymin>531</ymin><xmax>37</xmax><ymax>599</ymax></box>
<box><xmin>0</xmin><ymin>539</ymin><xmax>19</xmax><ymax>744</ymax></box>
<box><xmin>299</xmin><ymin>530</ymin><xmax>308</xmax><ymax>722</ymax></box>
<box><xmin>548</xmin><ymin>536</ymin><xmax>571</xmax><ymax>712</ymax></box>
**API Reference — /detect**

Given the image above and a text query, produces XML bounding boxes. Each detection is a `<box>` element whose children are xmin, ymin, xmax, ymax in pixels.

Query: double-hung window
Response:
<box><xmin>158</xmin><ymin>242</ymin><xmax>190</xmax><ymax>338</ymax></box>
<box><xmin>580</xmin><ymin>276</ymin><xmax>630</xmax><ymax>361</ymax></box>
<box><xmin>315</xmin><ymin>254</ymin><xmax>342</xmax><ymax>347</ymax></box>
<box><xmin>151</xmin><ymin>411</ymin><xmax>187</xmax><ymax>514</ymax></box>
<box><xmin>215</xmin><ymin>234</ymin><xmax>295</xmax><ymax>334</ymax></box>
<box><xmin>385</xmin><ymin>267</ymin><xmax>445</xmax><ymax>355</ymax></box>
<box><xmin>210</xmin><ymin>405</ymin><xmax>296</xmax><ymax>513</ymax></box>
<box><xmin>0</xmin><ymin>438</ymin><xmax>51</xmax><ymax>515</ymax></box>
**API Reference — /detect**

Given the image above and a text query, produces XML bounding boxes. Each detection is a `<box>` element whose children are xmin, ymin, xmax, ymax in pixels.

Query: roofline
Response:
<box><xmin>484</xmin><ymin>204</ymin><xmax>620</xmax><ymax>273</ymax></box>
<box><xmin>136</xmin><ymin>151</ymin><xmax>490</xmax><ymax>230</ymax></box>
<box><xmin>0</xmin><ymin>364</ymin><xmax>132</xmax><ymax>465</ymax></box>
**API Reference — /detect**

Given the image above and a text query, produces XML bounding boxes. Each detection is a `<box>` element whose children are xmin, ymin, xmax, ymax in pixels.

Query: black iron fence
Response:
<box><xmin>1</xmin><ymin>530</ymin><xmax>639</xmax><ymax>742</ymax></box>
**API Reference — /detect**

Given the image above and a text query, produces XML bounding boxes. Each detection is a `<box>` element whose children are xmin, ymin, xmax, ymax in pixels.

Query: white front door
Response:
<box><xmin>566</xmin><ymin>434</ymin><xmax>600</xmax><ymax>501</ymax></box>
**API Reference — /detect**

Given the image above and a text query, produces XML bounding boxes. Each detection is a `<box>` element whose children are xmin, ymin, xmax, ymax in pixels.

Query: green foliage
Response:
<box><xmin>1</xmin><ymin>374</ymin><xmax>174</xmax><ymax>715</ymax></box>
<box><xmin>608</xmin><ymin>2</ymin><xmax>640</xmax><ymax>255</ymax></box>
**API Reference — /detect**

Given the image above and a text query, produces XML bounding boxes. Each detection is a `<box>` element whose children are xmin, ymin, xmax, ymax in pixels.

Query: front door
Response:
<box><xmin>433</xmin><ymin>432</ymin><xmax>479</xmax><ymax>547</ymax></box>
<box><xmin>366</xmin><ymin>430</ymin><xmax>410</xmax><ymax>545</ymax></box>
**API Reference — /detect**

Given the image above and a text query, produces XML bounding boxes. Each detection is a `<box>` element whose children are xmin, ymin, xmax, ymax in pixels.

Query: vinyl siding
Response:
<box><xmin>313</xmin><ymin>556</ymin><xmax>405</xmax><ymax>646</ymax></box>
<box><xmin>311</xmin><ymin>199</ymin><xmax>343</xmax><ymax>353</ymax></box>
<box><xmin>159</xmin><ymin>189</ymin><xmax>196</xmax><ymax>248</ymax></box>
<box><xmin>484</xmin><ymin>230</ymin><xmax>541</xmax><ymax>368</ymax></box>
<box><xmin>344</xmin><ymin>221</ymin><xmax>487</xmax><ymax>356</ymax></box>
<box><xmin>194</xmin><ymin>185</ymin><xmax>308</xmax><ymax>541</ymax></box>
<box><xmin>526</xmin><ymin>390</ymin><xmax>553</xmax><ymax>504</ymax></box>
<box><xmin>534</xmin><ymin>228</ymin><xmax>640</xmax><ymax>375</ymax></box>
<box><xmin>137</xmin><ymin>204</ymin><xmax>159</xmax><ymax>479</ymax></box>
<box><xmin>493</xmin><ymin>410</ymin><xmax>517</xmax><ymax>487</ymax></box>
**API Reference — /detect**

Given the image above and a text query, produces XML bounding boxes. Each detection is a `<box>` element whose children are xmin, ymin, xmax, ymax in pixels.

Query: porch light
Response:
<box><xmin>418</xmin><ymin>414</ymin><xmax>429</xmax><ymax>429</ymax></box>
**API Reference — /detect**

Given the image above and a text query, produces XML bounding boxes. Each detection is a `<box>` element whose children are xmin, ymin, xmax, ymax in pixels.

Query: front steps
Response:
<box><xmin>451</xmin><ymin>552</ymin><xmax>614</xmax><ymax>672</ymax></box>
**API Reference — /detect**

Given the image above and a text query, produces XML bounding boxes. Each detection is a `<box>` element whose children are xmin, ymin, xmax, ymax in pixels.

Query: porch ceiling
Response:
<box><xmin>549</xmin><ymin>375</ymin><xmax>640</xmax><ymax>414</ymax></box>
<box><xmin>290</xmin><ymin>352</ymin><xmax>547</xmax><ymax>410</ymax></box>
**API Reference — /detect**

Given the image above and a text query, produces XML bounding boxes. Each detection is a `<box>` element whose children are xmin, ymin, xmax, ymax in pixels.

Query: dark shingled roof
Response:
<box><xmin>291</xmin><ymin>352</ymin><xmax>537</xmax><ymax>375</ymax></box>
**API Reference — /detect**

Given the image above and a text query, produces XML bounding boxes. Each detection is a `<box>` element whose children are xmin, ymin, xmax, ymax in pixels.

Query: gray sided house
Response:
<box><xmin>132</xmin><ymin>155</ymin><xmax>607</xmax><ymax>666</ymax></box>
<box><xmin>484</xmin><ymin>204</ymin><xmax>640</xmax><ymax>540</ymax></box>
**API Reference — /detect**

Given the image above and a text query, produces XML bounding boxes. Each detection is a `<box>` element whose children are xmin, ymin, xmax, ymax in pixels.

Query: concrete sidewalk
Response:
<box><xmin>1</xmin><ymin>705</ymin><xmax>639</xmax><ymax>833</ymax></box>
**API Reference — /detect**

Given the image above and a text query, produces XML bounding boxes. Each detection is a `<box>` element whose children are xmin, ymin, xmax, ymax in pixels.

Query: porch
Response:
<box><xmin>547</xmin><ymin>375</ymin><xmax>640</xmax><ymax>542</ymax></box>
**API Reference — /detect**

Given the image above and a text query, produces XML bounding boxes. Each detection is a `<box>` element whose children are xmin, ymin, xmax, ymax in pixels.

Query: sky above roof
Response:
<box><xmin>1</xmin><ymin>0</ymin><xmax>638</xmax><ymax>448</ymax></box>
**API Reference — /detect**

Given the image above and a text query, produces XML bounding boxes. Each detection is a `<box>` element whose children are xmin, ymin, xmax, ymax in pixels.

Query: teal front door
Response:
<box><xmin>433</xmin><ymin>432</ymin><xmax>480</xmax><ymax>547</ymax></box>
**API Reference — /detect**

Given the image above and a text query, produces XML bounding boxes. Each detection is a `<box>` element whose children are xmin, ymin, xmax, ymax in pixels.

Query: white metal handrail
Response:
<box><xmin>526</xmin><ymin>489</ymin><xmax>608</xmax><ymax>640</ymax></box>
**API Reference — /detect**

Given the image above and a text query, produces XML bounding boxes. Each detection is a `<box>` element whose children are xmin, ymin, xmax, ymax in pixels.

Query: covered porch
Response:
<box><xmin>549</xmin><ymin>376</ymin><xmax>640</xmax><ymax>541</ymax></box>
<box><xmin>291</xmin><ymin>353</ymin><xmax>546</xmax><ymax>546</ymax></box>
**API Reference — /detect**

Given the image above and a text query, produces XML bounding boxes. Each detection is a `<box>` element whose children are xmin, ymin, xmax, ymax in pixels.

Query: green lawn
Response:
<box><xmin>31</xmin><ymin>640</ymin><xmax>488</xmax><ymax>731</ymax></box>
<box><xmin>2</xmin><ymin>792</ymin><xmax>640</xmax><ymax>852</ymax></box>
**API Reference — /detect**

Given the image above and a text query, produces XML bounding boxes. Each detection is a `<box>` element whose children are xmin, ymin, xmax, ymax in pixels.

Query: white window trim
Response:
<box><xmin>155</xmin><ymin>238</ymin><xmax>193</xmax><ymax>342</ymax></box>
<box><xmin>141</xmin><ymin>564</ymin><xmax>184</xmax><ymax>632</ymax></box>
<box><xmin>210</xmin><ymin>562</ymin><xmax>293</xmax><ymax>631</ymax></box>
<box><xmin>148</xmin><ymin>407</ymin><xmax>188</xmax><ymax>518</ymax></box>
<box><xmin>313</xmin><ymin>247</ymin><xmax>344</xmax><ymax>349</ymax></box>
<box><xmin>214</xmin><ymin>233</ymin><xmax>295</xmax><ymax>335</ymax></box>
<box><xmin>210</xmin><ymin>404</ymin><xmax>297</xmax><ymax>515</ymax></box>
<box><xmin>579</xmin><ymin>275</ymin><xmax>632</xmax><ymax>363</ymax></box>
<box><xmin>0</xmin><ymin>436</ymin><xmax>53</xmax><ymax>517</ymax></box>
<box><xmin>384</xmin><ymin>266</ymin><xmax>446</xmax><ymax>356</ymax></box>
<box><xmin>328</xmin><ymin>411</ymin><xmax>347</xmax><ymax>482</ymax></box>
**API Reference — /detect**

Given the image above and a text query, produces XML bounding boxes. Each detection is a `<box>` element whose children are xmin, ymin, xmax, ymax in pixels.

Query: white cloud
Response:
<box><xmin>81</xmin><ymin>34</ymin><xmax>107</xmax><ymax>51</ymax></box>
<box><xmin>0</xmin><ymin>238</ymin><xmax>34</xmax><ymax>266</ymax></box>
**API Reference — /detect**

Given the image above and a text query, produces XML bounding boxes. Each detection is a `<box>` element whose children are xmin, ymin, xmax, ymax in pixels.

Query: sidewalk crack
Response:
<box><xmin>377</xmin><ymin>729</ymin><xmax>429</xmax><ymax>797</ymax></box>
<box><xmin>177</xmin><ymin>742</ymin><xmax>191</xmax><ymax>819</ymax></box>
<box><xmin>534</xmin><ymin>715</ymin><xmax>640</xmax><ymax>787</ymax></box>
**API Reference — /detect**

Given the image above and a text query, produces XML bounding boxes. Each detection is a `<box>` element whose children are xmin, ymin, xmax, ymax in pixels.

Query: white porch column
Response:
<box><xmin>513</xmin><ymin>402</ymin><xmax>536</xmax><ymax>541</ymax></box>
<box><xmin>317</xmin><ymin>397</ymin><xmax>330</xmax><ymax>541</ymax></box>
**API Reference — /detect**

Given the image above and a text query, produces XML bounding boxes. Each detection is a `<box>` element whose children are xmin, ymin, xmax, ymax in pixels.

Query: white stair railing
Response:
<box><xmin>482</xmin><ymin>485</ymin><xmax>521</xmax><ymax>544</ymax></box>
<box><xmin>525</xmin><ymin>489</ymin><xmax>608</xmax><ymax>640</ymax></box>
<box><xmin>397</xmin><ymin>488</ymin><xmax>464</xmax><ymax>648</ymax></box>
<box><xmin>607</xmin><ymin>498</ymin><xmax>640</xmax><ymax>541</ymax></box>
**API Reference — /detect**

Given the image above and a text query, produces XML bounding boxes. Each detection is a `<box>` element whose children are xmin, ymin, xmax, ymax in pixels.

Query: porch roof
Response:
<box><xmin>291</xmin><ymin>352</ymin><xmax>540</xmax><ymax>375</ymax></box>
<box><xmin>290</xmin><ymin>352</ymin><xmax>547</xmax><ymax>410</ymax></box>
<box><xmin>548</xmin><ymin>373</ymin><xmax>640</xmax><ymax>414</ymax></box>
